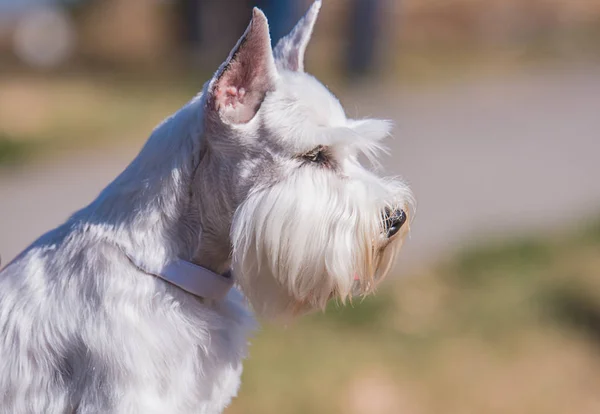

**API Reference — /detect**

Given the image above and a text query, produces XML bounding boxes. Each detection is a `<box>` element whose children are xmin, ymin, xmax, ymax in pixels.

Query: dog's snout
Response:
<box><xmin>384</xmin><ymin>208</ymin><xmax>407</xmax><ymax>238</ymax></box>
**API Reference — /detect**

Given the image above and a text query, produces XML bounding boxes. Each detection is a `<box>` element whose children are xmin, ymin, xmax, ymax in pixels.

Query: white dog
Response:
<box><xmin>0</xmin><ymin>2</ymin><xmax>413</xmax><ymax>413</ymax></box>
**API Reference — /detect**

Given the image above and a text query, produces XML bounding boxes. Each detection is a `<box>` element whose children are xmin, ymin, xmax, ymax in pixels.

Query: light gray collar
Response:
<box><xmin>125</xmin><ymin>253</ymin><xmax>234</xmax><ymax>301</ymax></box>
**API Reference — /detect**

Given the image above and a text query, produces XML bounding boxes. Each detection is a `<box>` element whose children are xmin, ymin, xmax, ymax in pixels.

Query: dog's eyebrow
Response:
<box><xmin>348</xmin><ymin>119</ymin><xmax>393</xmax><ymax>141</ymax></box>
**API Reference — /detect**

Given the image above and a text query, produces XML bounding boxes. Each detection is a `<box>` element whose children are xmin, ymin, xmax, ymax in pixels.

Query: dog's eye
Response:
<box><xmin>302</xmin><ymin>145</ymin><xmax>328</xmax><ymax>165</ymax></box>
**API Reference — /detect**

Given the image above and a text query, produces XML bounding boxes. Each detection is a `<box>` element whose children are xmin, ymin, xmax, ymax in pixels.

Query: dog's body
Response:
<box><xmin>0</xmin><ymin>2</ymin><xmax>413</xmax><ymax>413</ymax></box>
<box><xmin>0</xmin><ymin>85</ymin><xmax>255</xmax><ymax>414</ymax></box>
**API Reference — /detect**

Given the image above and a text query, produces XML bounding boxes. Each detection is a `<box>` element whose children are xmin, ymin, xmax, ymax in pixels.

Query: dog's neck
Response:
<box><xmin>78</xmin><ymin>94</ymin><xmax>233</xmax><ymax>275</ymax></box>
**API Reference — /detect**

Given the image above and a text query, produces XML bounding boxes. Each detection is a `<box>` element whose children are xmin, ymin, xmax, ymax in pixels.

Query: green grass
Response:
<box><xmin>226</xmin><ymin>218</ymin><xmax>600</xmax><ymax>414</ymax></box>
<box><xmin>0</xmin><ymin>135</ymin><xmax>34</xmax><ymax>166</ymax></box>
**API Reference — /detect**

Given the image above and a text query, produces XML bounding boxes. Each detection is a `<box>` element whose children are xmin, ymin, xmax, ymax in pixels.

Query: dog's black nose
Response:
<box><xmin>384</xmin><ymin>208</ymin><xmax>407</xmax><ymax>238</ymax></box>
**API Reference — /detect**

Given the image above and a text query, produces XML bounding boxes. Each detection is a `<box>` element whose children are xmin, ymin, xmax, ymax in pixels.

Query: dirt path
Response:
<box><xmin>2</xmin><ymin>64</ymin><xmax>600</xmax><ymax>268</ymax></box>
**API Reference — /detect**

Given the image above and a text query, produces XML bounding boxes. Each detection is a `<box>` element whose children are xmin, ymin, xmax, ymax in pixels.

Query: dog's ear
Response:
<box><xmin>273</xmin><ymin>0</ymin><xmax>321</xmax><ymax>72</ymax></box>
<box><xmin>207</xmin><ymin>8</ymin><xmax>277</xmax><ymax>124</ymax></box>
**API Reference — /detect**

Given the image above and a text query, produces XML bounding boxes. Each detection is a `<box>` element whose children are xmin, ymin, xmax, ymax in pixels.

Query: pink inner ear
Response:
<box><xmin>217</xmin><ymin>86</ymin><xmax>246</xmax><ymax>110</ymax></box>
<box><xmin>213</xmin><ymin>54</ymin><xmax>273</xmax><ymax>124</ymax></box>
<box><xmin>214</xmin><ymin>73</ymin><xmax>263</xmax><ymax>124</ymax></box>
<box><xmin>209</xmin><ymin>9</ymin><xmax>276</xmax><ymax>124</ymax></box>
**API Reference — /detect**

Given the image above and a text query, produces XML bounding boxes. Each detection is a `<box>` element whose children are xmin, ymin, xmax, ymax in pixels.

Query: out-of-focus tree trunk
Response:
<box><xmin>345</xmin><ymin>0</ymin><xmax>384</xmax><ymax>79</ymax></box>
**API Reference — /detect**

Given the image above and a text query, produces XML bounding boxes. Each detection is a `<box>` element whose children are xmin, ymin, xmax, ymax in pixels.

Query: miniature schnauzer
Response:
<box><xmin>0</xmin><ymin>1</ymin><xmax>413</xmax><ymax>413</ymax></box>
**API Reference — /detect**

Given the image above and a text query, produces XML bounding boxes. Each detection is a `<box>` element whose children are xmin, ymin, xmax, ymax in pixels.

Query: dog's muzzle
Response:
<box><xmin>383</xmin><ymin>207</ymin><xmax>407</xmax><ymax>238</ymax></box>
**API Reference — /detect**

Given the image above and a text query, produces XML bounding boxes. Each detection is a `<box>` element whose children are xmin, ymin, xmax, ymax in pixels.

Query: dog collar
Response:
<box><xmin>125</xmin><ymin>253</ymin><xmax>234</xmax><ymax>301</ymax></box>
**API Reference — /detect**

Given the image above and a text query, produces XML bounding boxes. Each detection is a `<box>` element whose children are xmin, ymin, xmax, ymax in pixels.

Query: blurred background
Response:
<box><xmin>1</xmin><ymin>0</ymin><xmax>600</xmax><ymax>413</ymax></box>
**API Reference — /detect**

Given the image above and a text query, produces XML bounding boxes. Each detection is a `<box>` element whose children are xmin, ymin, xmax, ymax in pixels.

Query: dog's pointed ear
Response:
<box><xmin>207</xmin><ymin>8</ymin><xmax>277</xmax><ymax>124</ymax></box>
<box><xmin>273</xmin><ymin>0</ymin><xmax>321</xmax><ymax>72</ymax></box>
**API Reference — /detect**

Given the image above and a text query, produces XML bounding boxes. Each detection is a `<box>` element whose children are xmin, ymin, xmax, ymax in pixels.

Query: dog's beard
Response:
<box><xmin>231</xmin><ymin>165</ymin><xmax>411</xmax><ymax>320</ymax></box>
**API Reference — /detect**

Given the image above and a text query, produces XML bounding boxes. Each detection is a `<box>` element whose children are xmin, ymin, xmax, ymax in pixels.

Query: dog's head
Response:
<box><xmin>199</xmin><ymin>1</ymin><xmax>414</xmax><ymax>319</ymax></box>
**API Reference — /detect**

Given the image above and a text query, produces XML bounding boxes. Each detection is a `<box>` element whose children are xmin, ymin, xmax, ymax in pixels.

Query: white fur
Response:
<box><xmin>0</xmin><ymin>3</ymin><xmax>413</xmax><ymax>413</ymax></box>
